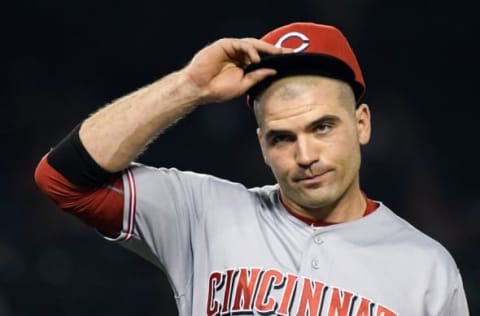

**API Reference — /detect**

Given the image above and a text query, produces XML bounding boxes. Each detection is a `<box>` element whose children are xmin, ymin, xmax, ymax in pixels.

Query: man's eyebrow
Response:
<box><xmin>264</xmin><ymin>129</ymin><xmax>293</xmax><ymax>142</ymax></box>
<box><xmin>263</xmin><ymin>114</ymin><xmax>341</xmax><ymax>141</ymax></box>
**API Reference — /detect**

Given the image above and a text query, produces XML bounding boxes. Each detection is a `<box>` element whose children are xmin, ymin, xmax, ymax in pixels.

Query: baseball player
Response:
<box><xmin>34</xmin><ymin>22</ymin><xmax>469</xmax><ymax>315</ymax></box>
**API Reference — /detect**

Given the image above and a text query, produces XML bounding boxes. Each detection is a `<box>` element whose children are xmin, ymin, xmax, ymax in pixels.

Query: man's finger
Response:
<box><xmin>240</xmin><ymin>68</ymin><xmax>277</xmax><ymax>91</ymax></box>
<box><xmin>241</xmin><ymin>37</ymin><xmax>293</xmax><ymax>55</ymax></box>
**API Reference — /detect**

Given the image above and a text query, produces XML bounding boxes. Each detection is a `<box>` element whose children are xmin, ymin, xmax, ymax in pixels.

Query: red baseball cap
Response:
<box><xmin>245</xmin><ymin>22</ymin><xmax>365</xmax><ymax>107</ymax></box>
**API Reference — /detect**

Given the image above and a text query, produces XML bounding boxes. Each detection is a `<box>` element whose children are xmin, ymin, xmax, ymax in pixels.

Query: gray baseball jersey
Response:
<box><xmin>104</xmin><ymin>163</ymin><xmax>469</xmax><ymax>316</ymax></box>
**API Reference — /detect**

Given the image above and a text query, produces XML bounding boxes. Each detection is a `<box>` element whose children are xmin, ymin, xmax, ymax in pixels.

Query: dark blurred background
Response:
<box><xmin>1</xmin><ymin>0</ymin><xmax>478</xmax><ymax>315</ymax></box>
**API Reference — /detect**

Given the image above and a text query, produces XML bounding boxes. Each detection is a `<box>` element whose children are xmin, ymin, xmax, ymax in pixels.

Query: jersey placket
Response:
<box><xmin>298</xmin><ymin>228</ymin><xmax>330</xmax><ymax>278</ymax></box>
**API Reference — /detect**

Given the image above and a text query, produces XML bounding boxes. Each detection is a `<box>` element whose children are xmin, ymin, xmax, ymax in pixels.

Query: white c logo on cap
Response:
<box><xmin>274</xmin><ymin>31</ymin><xmax>310</xmax><ymax>53</ymax></box>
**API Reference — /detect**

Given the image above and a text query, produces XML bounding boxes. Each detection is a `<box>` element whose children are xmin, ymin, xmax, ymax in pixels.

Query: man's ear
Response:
<box><xmin>257</xmin><ymin>128</ymin><xmax>270</xmax><ymax>166</ymax></box>
<box><xmin>356</xmin><ymin>103</ymin><xmax>371</xmax><ymax>145</ymax></box>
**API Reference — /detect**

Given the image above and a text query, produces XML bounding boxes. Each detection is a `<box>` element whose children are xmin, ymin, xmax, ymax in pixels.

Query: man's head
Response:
<box><xmin>246</xmin><ymin>22</ymin><xmax>370</xmax><ymax>216</ymax></box>
<box><xmin>255</xmin><ymin>75</ymin><xmax>371</xmax><ymax>213</ymax></box>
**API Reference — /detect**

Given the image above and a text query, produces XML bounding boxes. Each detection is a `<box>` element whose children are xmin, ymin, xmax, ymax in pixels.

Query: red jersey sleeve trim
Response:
<box><xmin>123</xmin><ymin>168</ymin><xmax>137</xmax><ymax>241</ymax></box>
<box><xmin>34</xmin><ymin>154</ymin><xmax>124</xmax><ymax>237</ymax></box>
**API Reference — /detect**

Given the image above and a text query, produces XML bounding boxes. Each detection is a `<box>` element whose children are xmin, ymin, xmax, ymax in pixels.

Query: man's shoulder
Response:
<box><xmin>129</xmin><ymin>162</ymin><xmax>278</xmax><ymax>196</ymax></box>
<box><xmin>378</xmin><ymin>203</ymin><xmax>459</xmax><ymax>270</ymax></box>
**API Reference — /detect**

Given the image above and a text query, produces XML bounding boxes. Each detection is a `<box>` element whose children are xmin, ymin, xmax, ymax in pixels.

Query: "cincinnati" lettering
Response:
<box><xmin>206</xmin><ymin>267</ymin><xmax>397</xmax><ymax>316</ymax></box>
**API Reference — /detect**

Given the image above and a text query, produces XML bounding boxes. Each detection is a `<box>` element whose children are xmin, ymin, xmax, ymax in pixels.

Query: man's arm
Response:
<box><xmin>79</xmin><ymin>38</ymin><xmax>289</xmax><ymax>172</ymax></box>
<box><xmin>34</xmin><ymin>37</ymin><xmax>289</xmax><ymax>235</ymax></box>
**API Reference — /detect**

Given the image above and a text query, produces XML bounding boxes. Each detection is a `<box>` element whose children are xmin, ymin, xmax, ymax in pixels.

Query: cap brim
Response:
<box><xmin>244</xmin><ymin>53</ymin><xmax>363</xmax><ymax>105</ymax></box>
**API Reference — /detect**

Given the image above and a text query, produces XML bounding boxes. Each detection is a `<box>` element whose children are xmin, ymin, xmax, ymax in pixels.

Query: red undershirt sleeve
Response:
<box><xmin>34</xmin><ymin>154</ymin><xmax>124</xmax><ymax>237</ymax></box>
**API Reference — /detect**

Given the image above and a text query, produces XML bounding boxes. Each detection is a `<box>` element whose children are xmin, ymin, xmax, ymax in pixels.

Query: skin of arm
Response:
<box><xmin>79</xmin><ymin>38</ymin><xmax>291</xmax><ymax>172</ymax></box>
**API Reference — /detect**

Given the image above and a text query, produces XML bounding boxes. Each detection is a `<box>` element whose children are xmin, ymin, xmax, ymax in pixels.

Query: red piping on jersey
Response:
<box><xmin>124</xmin><ymin>168</ymin><xmax>137</xmax><ymax>240</ymax></box>
<box><xmin>280</xmin><ymin>193</ymin><xmax>378</xmax><ymax>227</ymax></box>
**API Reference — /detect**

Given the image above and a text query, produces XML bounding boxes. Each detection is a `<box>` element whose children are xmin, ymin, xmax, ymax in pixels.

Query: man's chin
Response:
<box><xmin>293</xmin><ymin>190</ymin><xmax>337</xmax><ymax>209</ymax></box>
<box><xmin>300</xmin><ymin>199</ymin><xmax>333</xmax><ymax>210</ymax></box>
<box><xmin>281</xmin><ymin>182</ymin><xmax>338</xmax><ymax>207</ymax></box>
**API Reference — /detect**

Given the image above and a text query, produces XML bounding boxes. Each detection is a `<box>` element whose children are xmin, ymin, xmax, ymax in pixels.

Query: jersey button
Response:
<box><xmin>314</xmin><ymin>235</ymin><xmax>324</xmax><ymax>244</ymax></box>
<box><xmin>311</xmin><ymin>259</ymin><xmax>320</xmax><ymax>269</ymax></box>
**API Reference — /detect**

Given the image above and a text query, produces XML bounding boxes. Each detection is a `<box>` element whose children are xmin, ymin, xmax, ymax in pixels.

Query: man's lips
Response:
<box><xmin>292</xmin><ymin>169</ymin><xmax>333</xmax><ymax>183</ymax></box>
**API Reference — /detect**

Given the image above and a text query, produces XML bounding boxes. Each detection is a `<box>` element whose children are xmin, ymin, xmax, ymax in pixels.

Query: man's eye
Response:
<box><xmin>271</xmin><ymin>135</ymin><xmax>293</xmax><ymax>144</ymax></box>
<box><xmin>315</xmin><ymin>124</ymin><xmax>332</xmax><ymax>134</ymax></box>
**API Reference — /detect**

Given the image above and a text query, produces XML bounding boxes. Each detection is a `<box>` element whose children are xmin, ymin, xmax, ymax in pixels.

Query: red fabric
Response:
<box><xmin>281</xmin><ymin>194</ymin><xmax>378</xmax><ymax>227</ymax></box>
<box><xmin>260</xmin><ymin>22</ymin><xmax>365</xmax><ymax>96</ymax></box>
<box><xmin>34</xmin><ymin>154</ymin><xmax>123</xmax><ymax>237</ymax></box>
<box><xmin>363</xmin><ymin>196</ymin><xmax>377</xmax><ymax>216</ymax></box>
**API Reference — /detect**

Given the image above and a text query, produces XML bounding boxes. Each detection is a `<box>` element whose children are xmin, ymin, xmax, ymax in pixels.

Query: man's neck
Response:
<box><xmin>280</xmin><ymin>185</ymin><xmax>367</xmax><ymax>224</ymax></box>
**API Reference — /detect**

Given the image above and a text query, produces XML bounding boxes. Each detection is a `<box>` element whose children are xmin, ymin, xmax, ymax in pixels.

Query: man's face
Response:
<box><xmin>256</xmin><ymin>75</ymin><xmax>371</xmax><ymax>212</ymax></box>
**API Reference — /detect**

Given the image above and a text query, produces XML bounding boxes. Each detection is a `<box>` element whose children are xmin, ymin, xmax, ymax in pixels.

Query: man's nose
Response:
<box><xmin>295</xmin><ymin>136</ymin><xmax>318</xmax><ymax>168</ymax></box>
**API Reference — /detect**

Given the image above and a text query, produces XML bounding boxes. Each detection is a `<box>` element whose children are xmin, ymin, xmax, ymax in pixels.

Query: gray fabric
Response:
<box><xmin>107</xmin><ymin>163</ymin><xmax>469</xmax><ymax>316</ymax></box>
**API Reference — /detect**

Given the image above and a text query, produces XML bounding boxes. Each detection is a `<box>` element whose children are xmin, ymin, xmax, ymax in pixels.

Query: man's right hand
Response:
<box><xmin>181</xmin><ymin>38</ymin><xmax>291</xmax><ymax>104</ymax></box>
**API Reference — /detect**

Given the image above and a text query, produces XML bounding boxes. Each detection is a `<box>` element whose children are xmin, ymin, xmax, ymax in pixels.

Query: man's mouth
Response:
<box><xmin>293</xmin><ymin>169</ymin><xmax>333</xmax><ymax>184</ymax></box>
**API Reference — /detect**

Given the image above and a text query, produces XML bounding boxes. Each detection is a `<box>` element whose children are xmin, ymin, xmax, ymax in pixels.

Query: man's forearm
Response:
<box><xmin>77</xmin><ymin>37</ymin><xmax>286</xmax><ymax>172</ymax></box>
<box><xmin>79</xmin><ymin>71</ymin><xmax>203</xmax><ymax>172</ymax></box>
